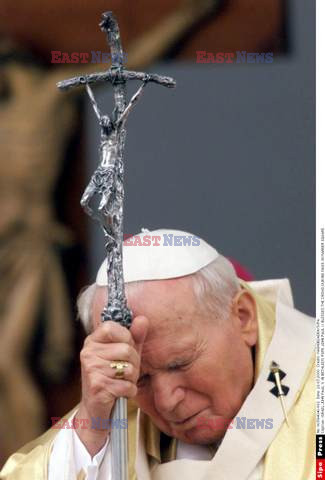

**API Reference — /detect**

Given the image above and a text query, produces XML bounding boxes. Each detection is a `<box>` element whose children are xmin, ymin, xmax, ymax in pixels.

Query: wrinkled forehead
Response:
<box><xmin>92</xmin><ymin>276</ymin><xmax>200</xmax><ymax>330</ymax></box>
<box><xmin>128</xmin><ymin>277</ymin><xmax>200</xmax><ymax>325</ymax></box>
<box><xmin>141</xmin><ymin>330</ymin><xmax>198</xmax><ymax>370</ymax></box>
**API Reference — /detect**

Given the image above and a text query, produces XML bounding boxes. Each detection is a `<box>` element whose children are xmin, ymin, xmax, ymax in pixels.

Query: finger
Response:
<box><xmin>108</xmin><ymin>362</ymin><xmax>137</xmax><ymax>383</ymax></box>
<box><xmin>90</xmin><ymin>321</ymin><xmax>135</xmax><ymax>346</ymax></box>
<box><xmin>82</xmin><ymin>344</ymin><xmax>140</xmax><ymax>370</ymax></box>
<box><xmin>130</xmin><ymin>316</ymin><xmax>149</xmax><ymax>355</ymax></box>
<box><xmin>82</xmin><ymin>358</ymin><xmax>138</xmax><ymax>383</ymax></box>
<box><xmin>109</xmin><ymin>379</ymin><xmax>137</xmax><ymax>398</ymax></box>
<box><xmin>86</xmin><ymin>372</ymin><xmax>137</xmax><ymax>399</ymax></box>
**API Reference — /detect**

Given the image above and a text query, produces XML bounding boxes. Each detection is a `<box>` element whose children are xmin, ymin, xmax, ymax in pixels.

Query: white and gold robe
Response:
<box><xmin>0</xmin><ymin>279</ymin><xmax>315</xmax><ymax>480</ymax></box>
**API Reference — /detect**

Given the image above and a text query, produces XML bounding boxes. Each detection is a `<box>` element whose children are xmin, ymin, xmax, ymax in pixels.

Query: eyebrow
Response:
<box><xmin>141</xmin><ymin>348</ymin><xmax>196</xmax><ymax>372</ymax></box>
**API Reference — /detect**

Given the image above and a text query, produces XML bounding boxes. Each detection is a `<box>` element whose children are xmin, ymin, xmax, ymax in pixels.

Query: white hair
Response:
<box><xmin>77</xmin><ymin>255</ymin><xmax>240</xmax><ymax>333</ymax></box>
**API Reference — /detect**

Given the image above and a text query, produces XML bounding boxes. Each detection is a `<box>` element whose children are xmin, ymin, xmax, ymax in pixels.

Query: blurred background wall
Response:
<box><xmin>0</xmin><ymin>0</ymin><xmax>314</xmax><ymax>467</ymax></box>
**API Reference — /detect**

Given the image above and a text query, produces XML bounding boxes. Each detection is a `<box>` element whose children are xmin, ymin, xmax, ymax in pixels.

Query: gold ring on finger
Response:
<box><xmin>110</xmin><ymin>361</ymin><xmax>129</xmax><ymax>379</ymax></box>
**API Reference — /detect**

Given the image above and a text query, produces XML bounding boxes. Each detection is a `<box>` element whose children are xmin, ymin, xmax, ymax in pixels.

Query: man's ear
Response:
<box><xmin>231</xmin><ymin>290</ymin><xmax>258</xmax><ymax>347</ymax></box>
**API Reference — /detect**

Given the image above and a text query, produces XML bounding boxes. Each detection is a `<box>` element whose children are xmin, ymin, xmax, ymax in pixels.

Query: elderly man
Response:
<box><xmin>1</xmin><ymin>229</ymin><xmax>315</xmax><ymax>480</ymax></box>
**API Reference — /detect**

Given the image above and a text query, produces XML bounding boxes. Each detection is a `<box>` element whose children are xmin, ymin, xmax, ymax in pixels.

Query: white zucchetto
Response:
<box><xmin>96</xmin><ymin>228</ymin><xmax>219</xmax><ymax>285</ymax></box>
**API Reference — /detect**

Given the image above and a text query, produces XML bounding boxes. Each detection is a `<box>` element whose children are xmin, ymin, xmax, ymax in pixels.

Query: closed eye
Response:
<box><xmin>167</xmin><ymin>361</ymin><xmax>191</xmax><ymax>371</ymax></box>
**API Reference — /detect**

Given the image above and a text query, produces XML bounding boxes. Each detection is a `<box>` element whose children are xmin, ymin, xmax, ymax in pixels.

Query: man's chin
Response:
<box><xmin>173</xmin><ymin>425</ymin><xmax>227</xmax><ymax>445</ymax></box>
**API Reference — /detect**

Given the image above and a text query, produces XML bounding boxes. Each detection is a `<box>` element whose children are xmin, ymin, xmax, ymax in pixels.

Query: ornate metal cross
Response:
<box><xmin>57</xmin><ymin>11</ymin><xmax>175</xmax><ymax>480</ymax></box>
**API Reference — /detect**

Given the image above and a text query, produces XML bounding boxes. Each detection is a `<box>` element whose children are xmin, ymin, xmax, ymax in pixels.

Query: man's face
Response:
<box><xmin>93</xmin><ymin>277</ymin><xmax>257</xmax><ymax>445</ymax></box>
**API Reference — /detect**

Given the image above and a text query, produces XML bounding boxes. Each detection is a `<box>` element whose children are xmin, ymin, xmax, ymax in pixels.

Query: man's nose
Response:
<box><xmin>151</xmin><ymin>373</ymin><xmax>185</xmax><ymax>415</ymax></box>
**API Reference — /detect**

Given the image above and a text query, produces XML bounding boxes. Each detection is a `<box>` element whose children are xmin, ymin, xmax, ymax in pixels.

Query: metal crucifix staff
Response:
<box><xmin>57</xmin><ymin>11</ymin><xmax>176</xmax><ymax>480</ymax></box>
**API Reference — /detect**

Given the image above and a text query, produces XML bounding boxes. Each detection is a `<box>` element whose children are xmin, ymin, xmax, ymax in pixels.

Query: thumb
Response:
<box><xmin>130</xmin><ymin>315</ymin><xmax>149</xmax><ymax>354</ymax></box>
